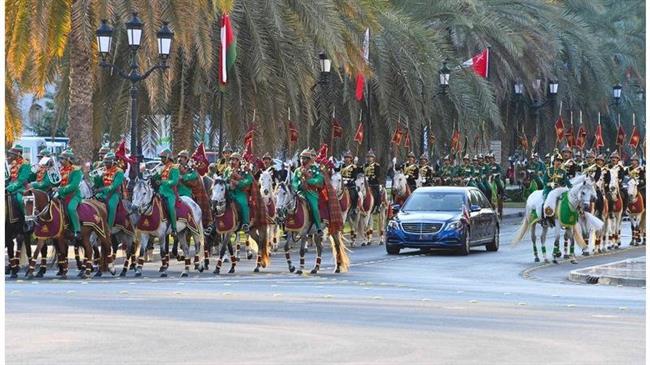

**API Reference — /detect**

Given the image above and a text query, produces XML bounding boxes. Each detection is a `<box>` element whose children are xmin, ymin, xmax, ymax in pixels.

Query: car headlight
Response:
<box><xmin>387</xmin><ymin>220</ymin><xmax>400</xmax><ymax>230</ymax></box>
<box><xmin>445</xmin><ymin>220</ymin><xmax>463</xmax><ymax>230</ymax></box>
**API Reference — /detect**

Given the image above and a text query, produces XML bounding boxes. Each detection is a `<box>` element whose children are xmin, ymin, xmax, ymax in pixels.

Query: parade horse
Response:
<box><xmin>513</xmin><ymin>175</ymin><xmax>603</xmax><ymax>264</ymax></box>
<box><xmin>21</xmin><ymin>188</ymin><xmax>116</xmax><ymax>279</ymax></box>
<box><xmin>605</xmin><ymin>168</ymin><xmax>624</xmax><ymax>249</ymax></box>
<box><xmin>275</xmin><ymin>179</ymin><xmax>350</xmax><ymax>274</ymax></box>
<box><xmin>487</xmin><ymin>173</ymin><xmax>504</xmax><ymax>219</ymax></box>
<box><xmin>391</xmin><ymin>168</ymin><xmax>411</xmax><ymax>209</ymax></box>
<box><xmin>209</xmin><ymin>177</ymin><xmax>269</xmax><ymax>274</ymax></box>
<box><xmin>5</xmin><ymin>192</ymin><xmax>33</xmax><ymax>278</ymax></box>
<box><xmin>131</xmin><ymin>178</ymin><xmax>205</xmax><ymax>277</ymax></box>
<box><xmin>330</xmin><ymin>172</ymin><xmax>351</xmax><ymax>230</ymax></box>
<box><xmin>352</xmin><ymin>173</ymin><xmax>388</xmax><ymax>247</ymax></box>
<box><xmin>590</xmin><ymin>172</ymin><xmax>610</xmax><ymax>254</ymax></box>
<box><xmin>626</xmin><ymin>175</ymin><xmax>645</xmax><ymax>246</ymax></box>
<box><xmin>259</xmin><ymin>170</ymin><xmax>279</xmax><ymax>251</ymax></box>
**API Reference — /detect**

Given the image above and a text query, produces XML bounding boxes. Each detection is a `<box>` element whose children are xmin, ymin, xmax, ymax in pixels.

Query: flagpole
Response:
<box><xmin>218</xmin><ymin>90</ymin><xmax>224</xmax><ymax>154</ymax></box>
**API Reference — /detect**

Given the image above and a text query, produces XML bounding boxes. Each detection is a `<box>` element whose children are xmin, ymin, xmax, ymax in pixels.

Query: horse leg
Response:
<box><xmin>540</xmin><ymin>225</ymin><xmax>549</xmax><ymax>263</ymax></box>
<box><xmin>551</xmin><ymin>225</ymin><xmax>561</xmax><ymax>264</ymax></box>
<box><xmin>55</xmin><ymin>239</ymin><xmax>68</xmax><ymax>279</ymax></box>
<box><xmin>73</xmin><ymin>243</ymin><xmax>83</xmax><ymax>271</ymax></box>
<box><xmin>180</xmin><ymin>234</ymin><xmax>191</xmax><ymax>278</ymax></box>
<box><xmin>284</xmin><ymin>234</ymin><xmax>295</xmax><ymax>273</ymax></box>
<box><xmin>203</xmin><ymin>232</ymin><xmax>212</xmax><ymax>271</ymax></box>
<box><xmin>227</xmin><ymin>235</ymin><xmax>237</xmax><ymax>274</ymax></box>
<box><xmin>365</xmin><ymin>214</ymin><xmax>373</xmax><ymax>246</ymax></box>
<box><xmin>296</xmin><ymin>237</ymin><xmax>306</xmax><ymax>275</ymax></box>
<box><xmin>310</xmin><ymin>235</ymin><xmax>323</xmax><ymax>274</ymax></box>
<box><xmin>567</xmin><ymin>230</ymin><xmax>577</xmax><ymax>264</ymax></box>
<box><xmin>562</xmin><ymin>231</ymin><xmax>570</xmax><ymax>259</ymax></box>
<box><xmin>134</xmin><ymin>234</ymin><xmax>145</xmax><ymax>277</ymax></box>
<box><xmin>531</xmin><ymin>224</ymin><xmax>540</xmax><ymax>262</ymax></box>
<box><xmin>80</xmin><ymin>234</ymin><xmax>94</xmax><ymax>279</ymax></box>
<box><xmin>26</xmin><ymin>238</ymin><xmax>45</xmax><ymax>279</ymax></box>
<box><xmin>213</xmin><ymin>234</ymin><xmax>226</xmax><ymax>275</ymax></box>
<box><xmin>6</xmin><ymin>237</ymin><xmax>16</xmax><ymax>277</ymax></box>
<box><xmin>36</xmin><ymin>243</ymin><xmax>48</xmax><ymax>277</ymax></box>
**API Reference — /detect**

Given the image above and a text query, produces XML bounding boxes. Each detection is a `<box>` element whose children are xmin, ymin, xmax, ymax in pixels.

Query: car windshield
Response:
<box><xmin>402</xmin><ymin>192</ymin><xmax>465</xmax><ymax>212</ymax></box>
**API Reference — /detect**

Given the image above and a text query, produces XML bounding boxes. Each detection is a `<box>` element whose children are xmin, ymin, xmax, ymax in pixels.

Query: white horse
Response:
<box><xmin>330</xmin><ymin>172</ymin><xmax>350</xmax><ymax>226</ymax></box>
<box><xmin>391</xmin><ymin>168</ymin><xmax>411</xmax><ymax>206</ymax></box>
<box><xmin>209</xmin><ymin>177</ymin><xmax>239</xmax><ymax>274</ymax></box>
<box><xmin>513</xmin><ymin>175</ymin><xmax>603</xmax><ymax>264</ymax></box>
<box><xmin>626</xmin><ymin>175</ymin><xmax>645</xmax><ymax>246</ymax></box>
<box><xmin>131</xmin><ymin>178</ymin><xmax>205</xmax><ymax>277</ymax></box>
<box><xmin>259</xmin><ymin>170</ymin><xmax>279</xmax><ymax>251</ymax></box>
<box><xmin>353</xmin><ymin>174</ymin><xmax>374</xmax><ymax>246</ymax></box>
<box><xmin>605</xmin><ymin>167</ymin><xmax>624</xmax><ymax>249</ymax></box>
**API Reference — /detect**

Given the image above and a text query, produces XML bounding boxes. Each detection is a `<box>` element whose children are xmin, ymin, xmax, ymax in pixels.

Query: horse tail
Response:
<box><xmin>259</xmin><ymin>234</ymin><xmax>270</xmax><ymax>268</ymax></box>
<box><xmin>19</xmin><ymin>242</ymin><xmax>29</xmax><ymax>265</ymax></box>
<box><xmin>330</xmin><ymin>232</ymin><xmax>351</xmax><ymax>272</ymax></box>
<box><xmin>511</xmin><ymin>215</ymin><xmax>530</xmax><ymax>247</ymax></box>
<box><xmin>572</xmin><ymin>224</ymin><xmax>587</xmax><ymax>249</ymax></box>
<box><xmin>247</xmin><ymin>235</ymin><xmax>259</xmax><ymax>253</ymax></box>
<box><xmin>583</xmin><ymin>211</ymin><xmax>604</xmax><ymax>232</ymax></box>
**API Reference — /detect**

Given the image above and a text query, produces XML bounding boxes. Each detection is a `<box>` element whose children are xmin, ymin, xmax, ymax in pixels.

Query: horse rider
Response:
<box><xmin>93</xmin><ymin>151</ymin><xmax>124</xmax><ymax>230</ymax></box>
<box><xmin>542</xmin><ymin>152</ymin><xmax>571</xmax><ymax>201</ymax></box>
<box><xmin>223</xmin><ymin>152</ymin><xmax>253</xmax><ymax>232</ymax></box>
<box><xmin>561</xmin><ymin>145</ymin><xmax>578</xmax><ymax>178</ymax></box>
<box><xmin>486</xmin><ymin>152</ymin><xmax>505</xmax><ymax>198</ymax></box>
<box><xmin>178</xmin><ymin>149</ymin><xmax>213</xmax><ymax>233</ymax></box>
<box><xmin>418</xmin><ymin>153</ymin><xmax>434</xmax><ymax>187</ymax></box>
<box><xmin>403</xmin><ymin>151</ymin><xmax>418</xmax><ymax>191</ymax></box>
<box><xmin>216</xmin><ymin>144</ymin><xmax>233</xmax><ymax>176</ymax></box>
<box><xmin>30</xmin><ymin>148</ymin><xmax>56</xmax><ymax>192</ymax></box>
<box><xmin>583</xmin><ymin>150</ymin><xmax>596</xmax><ymax>172</ymax></box>
<box><xmin>458</xmin><ymin>154</ymin><xmax>474</xmax><ymax>184</ymax></box>
<box><xmin>54</xmin><ymin>149</ymin><xmax>83</xmax><ymax>243</ymax></box>
<box><xmin>7</xmin><ymin>144</ymin><xmax>32</xmax><ymax>224</ymax></box>
<box><xmin>628</xmin><ymin>154</ymin><xmax>645</xmax><ymax>201</ymax></box>
<box><xmin>364</xmin><ymin>149</ymin><xmax>383</xmax><ymax>212</ymax></box>
<box><xmin>341</xmin><ymin>150</ymin><xmax>361</xmax><ymax>215</ymax></box>
<box><xmin>93</xmin><ymin>144</ymin><xmax>111</xmax><ymax>171</ymax></box>
<box><xmin>152</xmin><ymin>149</ymin><xmax>180</xmax><ymax>238</ymax></box>
<box><xmin>292</xmin><ymin>148</ymin><xmax>324</xmax><ymax>235</ymax></box>
<box><xmin>439</xmin><ymin>155</ymin><xmax>455</xmax><ymax>185</ymax></box>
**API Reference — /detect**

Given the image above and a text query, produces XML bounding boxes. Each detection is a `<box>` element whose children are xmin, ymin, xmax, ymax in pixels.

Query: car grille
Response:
<box><xmin>401</xmin><ymin>223</ymin><xmax>443</xmax><ymax>234</ymax></box>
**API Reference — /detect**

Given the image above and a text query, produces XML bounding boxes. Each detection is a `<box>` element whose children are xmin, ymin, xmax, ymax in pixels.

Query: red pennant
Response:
<box><xmin>355</xmin><ymin>74</ymin><xmax>365</xmax><ymax>102</ymax></box>
<box><xmin>315</xmin><ymin>144</ymin><xmax>328</xmax><ymax>164</ymax></box>
<box><xmin>115</xmin><ymin>139</ymin><xmax>136</xmax><ymax>168</ymax></box>
<box><xmin>575</xmin><ymin>126</ymin><xmax>587</xmax><ymax>150</ymax></box>
<box><xmin>191</xmin><ymin>143</ymin><xmax>209</xmax><ymax>175</ymax></box>
<box><xmin>244</xmin><ymin>124</ymin><xmax>255</xmax><ymax>147</ymax></box>
<box><xmin>353</xmin><ymin>123</ymin><xmax>364</xmax><ymax>144</ymax></box>
<box><xmin>462</xmin><ymin>48</ymin><xmax>489</xmax><ymax>78</ymax></box>
<box><xmin>403</xmin><ymin>132</ymin><xmax>411</xmax><ymax>149</ymax></box>
<box><xmin>243</xmin><ymin>139</ymin><xmax>254</xmax><ymax>163</ymax></box>
<box><xmin>391</xmin><ymin>128</ymin><xmax>403</xmax><ymax>145</ymax></box>
<box><xmin>616</xmin><ymin>125</ymin><xmax>626</xmax><ymax>146</ymax></box>
<box><xmin>565</xmin><ymin>126</ymin><xmax>575</xmax><ymax>148</ymax></box>
<box><xmin>520</xmin><ymin>133</ymin><xmax>529</xmax><ymax>151</ymax></box>
<box><xmin>288</xmin><ymin>122</ymin><xmax>298</xmax><ymax>144</ymax></box>
<box><xmin>332</xmin><ymin>119</ymin><xmax>343</xmax><ymax>139</ymax></box>
<box><xmin>629</xmin><ymin>126</ymin><xmax>641</xmax><ymax>148</ymax></box>
<box><xmin>450</xmin><ymin>129</ymin><xmax>461</xmax><ymax>152</ymax></box>
<box><xmin>594</xmin><ymin>124</ymin><xmax>604</xmax><ymax>148</ymax></box>
<box><xmin>554</xmin><ymin>116</ymin><xmax>565</xmax><ymax>143</ymax></box>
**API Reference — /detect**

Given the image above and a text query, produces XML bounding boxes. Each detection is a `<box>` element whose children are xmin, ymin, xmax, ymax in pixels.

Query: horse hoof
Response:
<box><xmin>60</xmin><ymin>274</ymin><xmax>67</xmax><ymax>280</ymax></box>
<box><xmin>295</xmin><ymin>270</ymin><xmax>303</xmax><ymax>275</ymax></box>
<box><xmin>194</xmin><ymin>264</ymin><xmax>200</xmax><ymax>271</ymax></box>
<box><xmin>76</xmin><ymin>265</ymin><xmax>84</xmax><ymax>272</ymax></box>
<box><xmin>213</xmin><ymin>268</ymin><xmax>220</xmax><ymax>275</ymax></box>
<box><xmin>35</xmin><ymin>270</ymin><xmax>45</xmax><ymax>278</ymax></box>
<box><xmin>563</xmin><ymin>254</ymin><xmax>570</xmax><ymax>259</ymax></box>
<box><xmin>552</xmin><ymin>259</ymin><xmax>558</xmax><ymax>264</ymax></box>
<box><xmin>160</xmin><ymin>272</ymin><xmax>168</xmax><ymax>278</ymax></box>
<box><xmin>129</xmin><ymin>263</ymin><xmax>137</xmax><ymax>271</ymax></box>
<box><xmin>361</xmin><ymin>242</ymin><xmax>366</xmax><ymax>247</ymax></box>
<box><xmin>544</xmin><ymin>259</ymin><xmax>550</xmax><ymax>264</ymax></box>
<box><xmin>119</xmin><ymin>269</ymin><xmax>127</xmax><ymax>277</ymax></box>
<box><xmin>93</xmin><ymin>271</ymin><xmax>102</xmax><ymax>278</ymax></box>
<box><xmin>247</xmin><ymin>253</ymin><xmax>253</xmax><ymax>260</ymax></box>
<box><xmin>310</xmin><ymin>269</ymin><xmax>318</xmax><ymax>274</ymax></box>
<box><xmin>534</xmin><ymin>257</ymin><xmax>540</xmax><ymax>263</ymax></box>
<box><xmin>198</xmin><ymin>266</ymin><xmax>205</xmax><ymax>273</ymax></box>
<box><xmin>158</xmin><ymin>267</ymin><xmax>165</xmax><ymax>273</ymax></box>
<box><xmin>228</xmin><ymin>267</ymin><xmax>235</xmax><ymax>274</ymax></box>
<box><xmin>26</xmin><ymin>272</ymin><xmax>34</xmax><ymax>280</ymax></box>
<box><xmin>253</xmin><ymin>267</ymin><xmax>260</xmax><ymax>273</ymax></box>
<box><xmin>614</xmin><ymin>246</ymin><xmax>620</xmax><ymax>250</ymax></box>
<box><xmin>134</xmin><ymin>271</ymin><xmax>142</xmax><ymax>278</ymax></box>
<box><xmin>180</xmin><ymin>272</ymin><xmax>189</xmax><ymax>278</ymax></box>
<box><xmin>335</xmin><ymin>268</ymin><xmax>341</xmax><ymax>273</ymax></box>
<box><xmin>9</xmin><ymin>273</ymin><xmax>17</xmax><ymax>279</ymax></box>
<box><xmin>81</xmin><ymin>273</ymin><xmax>91</xmax><ymax>280</ymax></box>
<box><xmin>177</xmin><ymin>256</ymin><xmax>184</xmax><ymax>262</ymax></box>
<box><xmin>55</xmin><ymin>270</ymin><xmax>63</xmax><ymax>277</ymax></box>
<box><xmin>571</xmin><ymin>259</ymin><xmax>578</xmax><ymax>264</ymax></box>
<box><xmin>289</xmin><ymin>266</ymin><xmax>296</xmax><ymax>273</ymax></box>
<box><xmin>5</xmin><ymin>265</ymin><xmax>10</xmax><ymax>274</ymax></box>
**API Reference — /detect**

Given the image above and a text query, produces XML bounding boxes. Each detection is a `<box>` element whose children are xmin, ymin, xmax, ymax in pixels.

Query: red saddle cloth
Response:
<box><xmin>215</xmin><ymin>204</ymin><xmax>239</xmax><ymax>234</ymax></box>
<box><xmin>137</xmin><ymin>197</ymin><xmax>165</xmax><ymax>232</ymax></box>
<box><xmin>175</xmin><ymin>198</ymin><xmax>200</xmax><ymax>234</ymax></box>
<box><xmin>358</xmin><ymin>188</ymin><xmax>374</xmax><ymax>213</ymax></box>
<box><xmin>34</xmin><ymin>200</ymin><xmax>64</xmax><ymax>239</ymax></box>
<box><xmin>629</xmin><ymin>193</ymin><xmax>644</xmax><ymax>214</ymax></box>
<box><xmin>78</xmin><ymin>200</ymin><xmax>108</xmax><ymax>239</ymax></box>
<box><xmin>114</xmin><ymin>200</ymin><xmax>134</xmax><ymax>234</ymax></box>
<box><xmin>284</xmin><ymin>198</ymin><xmax>309</xmax><ymax>232</ymax></box>
<box><xmin>338</xmin><ymin>190</ymin><xmax>350</xmax><ymax>213</ymax></box>
<box><xmin>318</xmin><ymin>197</ymin><xmax>330</xmax><ymax>224</ymax></box>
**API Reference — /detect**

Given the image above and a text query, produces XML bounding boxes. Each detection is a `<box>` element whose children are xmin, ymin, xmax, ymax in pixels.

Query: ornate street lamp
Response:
<box><xmin>612</xmin><ymin>83</ymin><xmax>622</xmax><ymax>104</ymax></box>
<box><xmin>549</xmin><ymin>80</ymin><xmax>559</xmax><ymax>95</ymax></box>
<box><xmin>439</xmin><ymin>62</ymin><xmax>450</xmax><ymax>90</ymax></box>
<box><xmin>96</xmin><ymin>14</ymin><xmax>173</xmax><ymax>197</ymax></box>
<box><xmin>637</xmin><ymin>87</ymin><xmax>645</xmax><ymax>101</ymax></box>
<box><xmin>514</xmin><ymin>81</ymin><xmax>524</xmax><ymax>96</ymax></box>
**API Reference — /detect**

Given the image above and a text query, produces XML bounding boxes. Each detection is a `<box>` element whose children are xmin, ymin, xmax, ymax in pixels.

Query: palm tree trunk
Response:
<box><xmin>67</xmin><ymin>0</ymin><xmax>94</xmax><ymax>164</ymax></box>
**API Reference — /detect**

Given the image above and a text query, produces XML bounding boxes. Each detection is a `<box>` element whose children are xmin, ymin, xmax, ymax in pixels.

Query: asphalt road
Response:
<box><xmin>5</xmin><ymin>219</ymin><xmax>646</xmax><ymax>364</ymax></box>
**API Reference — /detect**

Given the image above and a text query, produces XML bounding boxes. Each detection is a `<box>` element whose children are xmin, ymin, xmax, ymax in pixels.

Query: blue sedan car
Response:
<box><xmin>384</xmin><ymin>187</ymin><xmax>499</xmax><ymax>255</ymax></box>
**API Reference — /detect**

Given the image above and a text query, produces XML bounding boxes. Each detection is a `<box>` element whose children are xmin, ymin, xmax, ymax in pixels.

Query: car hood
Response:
<box><xmin>395</xmin><ymin>211</ymin><xmax>460</xmax><ymax>222</ymax></box>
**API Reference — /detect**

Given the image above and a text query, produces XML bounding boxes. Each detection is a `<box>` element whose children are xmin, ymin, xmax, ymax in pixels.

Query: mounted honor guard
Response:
<box><xmin>628</xmin><ymin>154</ymin><xmax>645</xmax><ymax>200</ymax></box>
<box><xmin>341</xmin><ymin>150</ymin><xmax>361</xmax><ymax>213</ymax></box>
<box><xmin>459</xmin><ymin>154</ymin><xmax>474</xmax><ymax>182</ymax></box>
<box><xmin>179</xmin><ymin>149</ymin><xmax>213</xmax><ymax>232</ymax></box>
<box><xmin>7</xmin><ymin>144</ymin><xmax>32</xmax><ymax>219</ymax></box>
<box><xmin>486</xmin><ymin>153</ymin><xmax>505</xmax><ymax>197</ymax></box>
<box><xmin>92</xmin><ymin>151</ymin><xmax>125</xmax><ymax>231</ymax></box>
<box><xmin>152</xmin><ymin>149</ymin><xmax>180</xmax><ymax>238</ymax></box>
<box><xmin>418</xmin><ymin>153</ymin><xmax>434</xmax><ymax>187</ymax></box>
<box><xmin>30</xmin><ymin>148</ymin><xmax>57</xmax><ymax>192</ymax></box>
<box><xmin>55</xmin><ymin>149</ymin><xmax>83</xmax><ymax>242</ymax></box>
<box><xmin>363</xmin><ymin>149</ymin><xmax>383</xmax><ymax>212</ymax></box>
<box><xmin>542</xmin><ymin>152</ymin><xmax>571</xmax><ymax>200</ymax></box>
<box><xmin>177</xmin><ymin>150</ymin><xmax>196</xmax><ymax>198</ymax></box>
<box><xmin>561</xmin><ymin>145</ymin><xmax>578</xmax><ymax>179</ymax></box>
<box><xmin>403</xmin><ymin>151</ymin><xmax>418</xmax><ymax>191</ymax></box>
<box><xmin>216</xmin><ymin>143</ymin><xmax>233</xmax><ymax>176</ymax></box>
<box><xmin>440</xmin><ymin>155</ymin><xmax>455</xmax><ymax>185</ymax></box>
<box><xmin>93</xmin><ymin>144</ymin><xmax>111</xmax><ymax>171</ymax></box>
<box><xmin>292</xmin><ymin>148</ymin><xmax>324</xmax><ymax>234</ymax></box>
<box><xmin>223</xmin><ymin>152</ymin><xmax>253</xmax><ymax>232</ymax></box>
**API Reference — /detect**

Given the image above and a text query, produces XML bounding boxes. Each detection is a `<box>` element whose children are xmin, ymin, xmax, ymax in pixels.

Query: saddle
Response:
<box><xmin>113</xmin><ymin>199</ymin><xmax>134</xmax><ymax>234</ymax></box>
<box><xmin>284</xmin><ymin>197</ymin><xmax>310</xmax><ymax>232</ymax></box>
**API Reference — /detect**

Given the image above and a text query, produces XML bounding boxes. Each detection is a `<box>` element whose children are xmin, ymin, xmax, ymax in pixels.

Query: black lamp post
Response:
<box><xmin>96</xmin><ymin>13</ymin><xmax>173</xmax><ymax>196</ymax></box>
<box><xmin>514</xmin><ymin>76</ymin><xmax>558</xmax><ymax>153</ymax></box>
<box><xmin>439</xmin><ymin>62</ymin><xmax>450</xmax><ymax>93</ymax></box>
<box><xmin>313</xmin><ymin>52</ymin><xmax>331</xmax><ymax>146</ymax></box>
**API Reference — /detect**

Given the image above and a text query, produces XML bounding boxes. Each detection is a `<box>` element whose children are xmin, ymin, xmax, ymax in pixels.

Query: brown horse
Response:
<box><xmin>5</xmin><ymin>193</ymin><xmax>33</xmax><ymax>278</ymax></box>
<box><xmin>22</xmin><ymin>189</ymin><xmax>114</xmax><ymax>279</ymax></box>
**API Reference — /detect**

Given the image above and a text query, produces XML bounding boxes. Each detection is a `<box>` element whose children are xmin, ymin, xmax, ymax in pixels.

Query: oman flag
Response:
<box><xmin>554</xmin><ymin>115</ymin><xmax>565</xmax><ymax>143</ymax></box>
<box><xmin>462</xmin><ymin>48</ymin><xmax>489</xmax><ymax>78</ymax></box>
<box><xmin>629</xmin><ymin>126</ymin><xmax>641</xmax><ymax>148</ymax></box>
<box><xmin>594</xmin><ymin>124</ymin><xmax>604</xmax><ymax>148</ymax></box>
<box><xmin>353</xmin><ymin>123</ymin><xmax>364</xmax><ymax>144</ymax></box>
<box><xmin>219</xmin><ymin>14</ymin><xmax>237</xmax><ymax>86</ymax></box>
<box><xmin>355</xmin><ymin>28</ymin><xmax>370</xmax><ymax>102</ymax></box>
<box><xmin>615</xmin><ymin>125</ymin><xmax>626</xmax><ymax>146</ymax></box>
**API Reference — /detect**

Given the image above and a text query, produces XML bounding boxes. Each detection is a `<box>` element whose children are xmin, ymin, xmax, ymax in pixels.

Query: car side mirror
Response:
<box><xmin>391</xmin><ymin>204</ymin><xmax>401</xmax><ymax>214</ymax></box>
<box><xmin>470</xmin><ymin>204</ymin><xmax>481</xmax><ymax>212</ymax></box>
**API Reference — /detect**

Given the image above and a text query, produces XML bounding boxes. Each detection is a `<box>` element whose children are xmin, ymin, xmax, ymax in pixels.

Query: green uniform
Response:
<box><xmin>31</xmin><ymin>165</ymin><xmax>56</xmax><ymax>191</ymax></box>
<box><xmin>178</xmin><ymin>164</ymin><xmax>199</xmax><ymax>198</ymax></box>
<box><xmin>542</xmin><ymin>166</ymin><xmax>571</xmax><ymax>199</ymax></box>
<box><xmin>292</xmin><ymin>164</ymin><xmax>324</xmax><ymax>231</ymax></box>
<box><xmin>59</xmin><ymin>165</ymin><xmax>83</xmax><ymax>234</ymax></box>
<box><xmin>6</xmin><ymin>157</ymin><xmax>32</xmax><ymax>215</ymax></box>
<box><xmin>94</xmin><ymin>166</ymin><xmax>124</xmax><ymax>228</ymax></box>
<box><xmin>154</xmin><ymin>162</ymin><xmax>180</xmax><ymax>232</ymax></box>
<box><xmin>487</xmin><ymin>162</ymin><xmax>505</xmax><ymax>192</ymax></box>
<box><xmin>224</xmin><ymin>167</ymin><xmax>253</xmax><ymax>226</ymax></box>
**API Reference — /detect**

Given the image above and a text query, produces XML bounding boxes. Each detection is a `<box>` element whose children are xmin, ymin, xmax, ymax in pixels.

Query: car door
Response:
<box><xmin>471</xmin><ymin>190</ymin><xmax>489</xmax><ymax>241</ymax></box>
<box><xmin>477</xmin><ymin>190</ymin><xmax>495</xmax><ymax>241</ymax></box>
<box><xmin>468</xmin><ymin>190</ymin><xmax>483</xmax><ymax>242</ymax></box>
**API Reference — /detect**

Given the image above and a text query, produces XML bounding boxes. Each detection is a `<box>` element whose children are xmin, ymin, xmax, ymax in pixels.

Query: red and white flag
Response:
<box><xmin>575</xmin><ymin>126</ymin><xmax>587</xmax><ymax>150</ymax></box>
<box><xmin>629</xmin><ymin>126</ymin><xmax>641</xmax><ymax>148</ymax></box>
<box><xmin>403</xmin><ymin>132</ymin><xmax>411</xmax><ymax>149</ymax></box>
<box><xmin>353</xmin><ymin>123</ymin><xmax>364</xmax><ymax>144</ymax></box>
<box><xmin>219</xmin><ymin>14</ymin><xmax>237</xmax><ymax>86</ymax></box>
<box><xmin>288</xmin><ymin>122</ymin><xmax>298</xmax><ymax>144</ymax></box>
<box><xmin>391</xmin><ymin>128</ymin><xmax>403</xmax><ymax>145</ymax></box>
<box><xmin>462</xmin><ymin>48</ymin><xmax>489</xmax><ymax>78</ymax></box>
<box><xmin>355</xmin><ymin>28</ymin><xmax>370</xmax><ymax>102</ymax></box>
<box><xmin>594</xmin><ymin>124</ymin><xmax>604</xmax><ymax>148</ymax></box>
<box><xmin>554</xmin><ymin>115</ymin><xmax>564</xmax><ymax>143</ymax></box>
<box><xmin>616</xmin><ymin>125</ymin><xmax>626</xmax><ymax>146</ymax></box>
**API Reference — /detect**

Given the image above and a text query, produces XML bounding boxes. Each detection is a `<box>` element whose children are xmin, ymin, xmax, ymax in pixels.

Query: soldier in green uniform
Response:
<box><xmin>55</xmin><ymin>149</ymin><xmax>83</xmax><ymax>241</ymax></box>
<box><xmin>223</xmin><ymin>152</ymin><xmax>253</xmax><ymax>232</ymax></box>
<box><xmin>94</xmin><ymin>152</ymin><xmax>124</xmax><ymax>229</ymax></box>
<box><xmin>6</xmin><ymin>144</ymin><xmax>33</xmax><ymax>219</ymax></box>
<box><xmin>418</xmin><ymin>154</ymin><xmax>434</xmax><ymax>187</ymax></box>
<box><xmin>542</xmin><ymin>152</ymin><xmax>572</xmax><ymax>200</ymax></box>
<box><xmin>30</xmin><ymin>149</ymin><xmax>57</xmax><ymax>191</ymax></box>
<box><xmin>364</xmin><ymin>149</ymin><xmax>383</xmax><ymax>211</ymax></box>
<box><xmin>216</xmin><ymin>143</ymin><xmax>233</xmax><ymax>176</ymax></box>
<box><xmin>486</xmin><ymin>153</ymin><xmax>505</xmax><ymax>197</ymax></box>
<box><xmin>341</xmin><ymin>150</ymin><xmax>361</xmax><ymax>213</ymax></box>
<box><xmin>153</xmin><ymin>149</ymin><xmax>180</xmax><ymax>236</ymax></box>
<box><xmin>177</xmin><ymin>150</ymin><xmax>197</xmax><ymax>198</ymax></box>
<box><xmin>458</xmin><ymin>154</ymin><xmax>474</xmax><ymax>182</ymax></box>
<box><xmin>403</xmin><ymin>151</ymin><xmax>418</xmax><ymax>191</ymax></box>
<box><xmin>292</xmin><ymin>149</ymin><xmax>324</xmax><ymax>234</ymax></box>
<box><xmin>439</xmin><ymin>155</ymin><xmax>455</xmax><ymax>185</ymax></box>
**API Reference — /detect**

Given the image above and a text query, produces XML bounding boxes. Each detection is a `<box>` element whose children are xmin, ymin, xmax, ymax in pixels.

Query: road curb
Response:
<box><xmin>568</xmin><ymin>257</ymin><xmax>646</xmax><ymax>287</ymax></box>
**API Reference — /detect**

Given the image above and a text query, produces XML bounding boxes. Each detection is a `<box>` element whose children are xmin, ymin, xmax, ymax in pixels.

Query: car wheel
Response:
<box><xmin>386</xmin><ymin>244</ymin><xmax>401</xmax><ymax>255</ymax></box>
<box><xmin>486</xmin><ymin>226</ymin><xmax>499</xmax><ymax>252</ymax></box>
<box><xmin>458</xmin><ymin>229</ymin><xmax>470</xmax><ymax>256</ymax></box>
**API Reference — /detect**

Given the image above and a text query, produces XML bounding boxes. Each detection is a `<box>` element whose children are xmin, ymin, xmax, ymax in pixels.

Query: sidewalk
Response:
<box><xmin>569</xmin><ymin>256</ymin><xmax>646</xmax><ymax>287</ymax></box>
<box><xmin>502</xmin><ymin>207</ymin><xmax>524</xmax><ymax>219</ymax></box>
